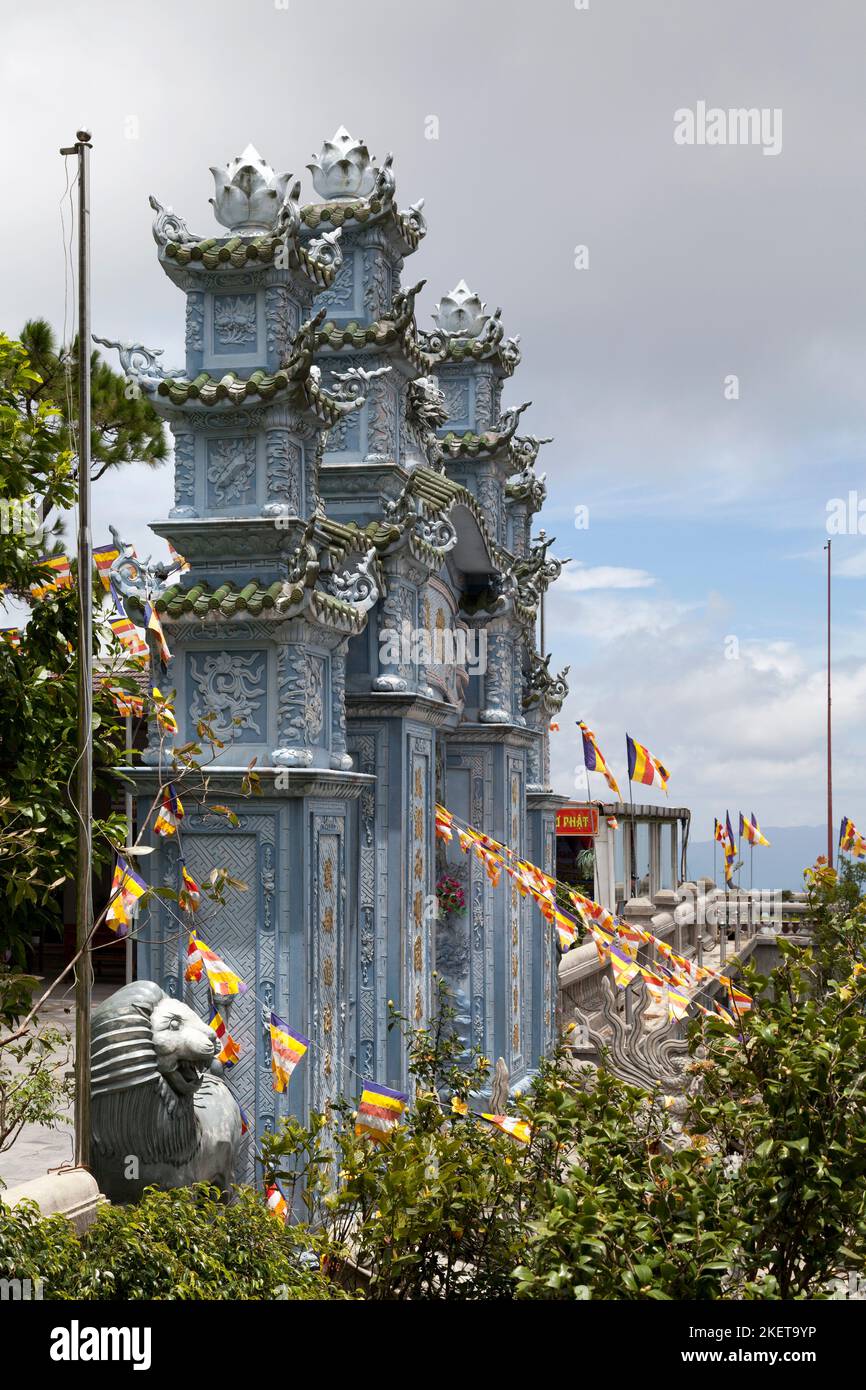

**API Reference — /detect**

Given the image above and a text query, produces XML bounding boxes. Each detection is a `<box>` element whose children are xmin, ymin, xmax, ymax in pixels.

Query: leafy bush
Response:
<box><xmin>0</xmin><ymin>1185</ymin><xmax>345</xmax><ymax>1301</ymax></box>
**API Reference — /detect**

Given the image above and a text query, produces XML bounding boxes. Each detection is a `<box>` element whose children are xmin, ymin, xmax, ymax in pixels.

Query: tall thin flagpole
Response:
<box><xmin>826</xmin><ymin>539</ymin><xmax>833</xmax><ymax>867</ymax></box>
<box><xmin>61</xmin><ymin>128</ymin><xmax>93</xmax><ymax>1170</ymax></box>
<box><xmin>625</xmin><ymin>736</ymin><xmax>638</xmax><ymax>897</ymax></box>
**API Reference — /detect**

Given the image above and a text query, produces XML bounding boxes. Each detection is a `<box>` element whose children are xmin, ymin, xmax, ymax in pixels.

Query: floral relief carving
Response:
<box><xmin>213</xmin><ymin>294</ymin><xmax>257</xmax><ymax>346</ymax></box>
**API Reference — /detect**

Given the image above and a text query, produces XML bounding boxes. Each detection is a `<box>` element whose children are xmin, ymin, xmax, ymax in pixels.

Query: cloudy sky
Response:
<box><xmin>3</xmin><ymin>0</ymin><xmax>866</xmax><ymax>835</ymax></box>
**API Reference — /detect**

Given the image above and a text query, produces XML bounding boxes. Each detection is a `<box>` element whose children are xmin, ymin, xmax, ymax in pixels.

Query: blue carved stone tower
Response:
<box><xmin>104</xmin><ymin>131</ymin><xmax>569</xmax><ymax>1176</ymax></box>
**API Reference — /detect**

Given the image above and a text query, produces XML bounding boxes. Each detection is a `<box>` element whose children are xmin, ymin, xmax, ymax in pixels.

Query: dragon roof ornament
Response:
<box><xmin>522</xmin><ymin>650</ymin><xmax>570</xmax><ymax>715</ymax></box>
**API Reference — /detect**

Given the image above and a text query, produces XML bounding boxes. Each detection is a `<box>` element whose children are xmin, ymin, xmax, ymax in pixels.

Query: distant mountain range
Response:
<box><xmin>686</xmin><ymin>825</ymin><xmax>832</xmax><ymax>892</ymax></box>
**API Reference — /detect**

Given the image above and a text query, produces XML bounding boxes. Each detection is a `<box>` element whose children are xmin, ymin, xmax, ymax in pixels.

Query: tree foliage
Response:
<box><xmin>18</xmin><ymin>319</ymin><xmax>167</xmax><ymax>485</ymax></box>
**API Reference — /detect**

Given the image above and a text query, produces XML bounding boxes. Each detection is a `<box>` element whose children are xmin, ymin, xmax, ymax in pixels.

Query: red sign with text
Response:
<box><xmin>555</xmin><ymin>806</ymin><xmax>599</xmax><ymax>837</ymax></box>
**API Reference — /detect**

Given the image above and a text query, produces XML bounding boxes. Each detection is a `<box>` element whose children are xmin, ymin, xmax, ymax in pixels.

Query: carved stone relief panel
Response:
<box><xmin>206</xmin><ymin>436</ymin><xmax>257</xmax><ymax>511</ymax></box>
<box><xmin>311</xmin><ymin>817</ymin><xmax>345</xmax><ymax>1114</ymax></box>
<box><xmin>265</xmin><ymin>284</ymin><xmax>301</xmax><ymax>365</ymax></box>
<box><xmin>188</xmin><ymin>649</ymin><xmax>268</xmax><ymax>744</ymax></box>
<box><xmin>212</xmin><ymin>293</ymin><xmax>258</xmax><ymax>353</ymax></box>
<box><xmin>408</xmin><ymin>736</ymin><xmax>433</xmax><ymax>1036</ymax></box>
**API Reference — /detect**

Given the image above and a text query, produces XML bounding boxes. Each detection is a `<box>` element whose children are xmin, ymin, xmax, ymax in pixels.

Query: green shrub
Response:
<box><xmin>0</xmin><ymin>1185</ymin><xmax>345</xmax><ymax>1300</ymax></box>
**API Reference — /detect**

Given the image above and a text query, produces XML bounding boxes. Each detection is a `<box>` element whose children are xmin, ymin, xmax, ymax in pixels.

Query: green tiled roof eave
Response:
<box><xmin>163</xmin><ymin>235</ymin><xmax>336</xmax><ymax>287</ymax></box>
<box><xmin>300</xmin><ymin>198</ymin><xmax>424</xmax><ymax>252</ymax></box>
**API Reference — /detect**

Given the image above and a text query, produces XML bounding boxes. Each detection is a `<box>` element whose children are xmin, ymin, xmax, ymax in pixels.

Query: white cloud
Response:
<box><xmin>557</xmin><ymin>561</ymin><xmax>657</xmax><ymax>593</ymax></box>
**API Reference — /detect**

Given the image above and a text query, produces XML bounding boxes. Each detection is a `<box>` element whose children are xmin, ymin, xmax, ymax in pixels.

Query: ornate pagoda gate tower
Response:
<box><xmin>104</xmin><ymin>131</ymin><xmax>568</xmax><ymax>1173</ymax></box>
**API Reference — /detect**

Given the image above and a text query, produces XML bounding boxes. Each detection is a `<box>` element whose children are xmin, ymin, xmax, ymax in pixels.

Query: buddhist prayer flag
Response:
<box><xmin>179</xmin><ymin>866</ymin><xmax>201</xmax><ymax>913</ymax></box>
<box><xmin>589</xmin><ymin>923</ymin><xmax>615</xmax><ymax>966</ymax></box>
<box><xmin>265</xmin><ymin>1181</ymin><xmax>289</xmax><ymax>1223</ymax></box>
<box><xmin>609</xmin><ymin>938</ymin><xmax>640</xmax><ymax>988</ymax></box>
<box><xmin>269</xmin><ymin>1012</ymin><xmax>309</xmax><ymax>1093</ymax></box>
<box><xmin>569</xmin><ymin>889</ymin><xmax>616</xmax><ymax>935</ymax></box>
<box><xmin>93</xmin><ymin>542</ymin><xmax>120</xmax><ymax>591</ymax></box>
<box><xmin>0</xmin><ymin>627</ymin><xmax>21</xmax><ymax>649</ymax></box>
<box><xmin>552</xmin><ymin>908</ymin><xmax>578</xmax><ymax>953</ymax></box>
<box><xmin>105</xmin><ymin>856</ymin><xmax>148</xmax><ymax>934</ymax></box>
<box><xmin>723</xmin><ymin>812</ymin><xmax>738</xmax><ymax>883</ymax></box>
<box><xmin>480</xmin><ymin>1113</ymin><xmax>532</xmax><ymax>1144</ymax></box>
<box><xmin>109</xmin><ymin>614</ymin><xmax>149</xmax><ymax>663</ymax></box>
<box><xmin>209</xmin><ymin>1011</ymin><xmax>241</xmax><ymax>1068</ymax></box>
<box><xmin>100</xmin><ymin>681</ymin><xmax>144</xmax><ymax>718</ymax></box>
<box><xmin>434</xmin><ymin>804</ymin><xmax>454</xmax><ymax>843</ymax></box>
<box><xmin>184</xmin><ymin>932</ymin><xmax>248</xmax><ymax>996</ymax></box>
<box><xmin>640</xmin><ymin>967</ymin><xmax>669</xmax><ymax>1012</ymax></box>
<box><xmin>577</xmin><ymin>721</ymin><xmax>621</xmax><ymax>797</ymax></box>
<box><xmin>666</xmin><ymin>983</ymin><xmax>692</xmax><ymax>1023</ymax></box>
<box><xmin>355</xmin><ymin>1081</ymin><xmax>409</xmax><ymax>1142</ymax></box>
<box><xmin>152</xmin><ymin>687</ymin><xmax>178</xmax><ymax>736</ymax></box>
<box><xmin>626</xmin><ymin>734</ymin><xmax>670</xmax><ymax>793</ymax></box>
<box><xmin>154</xmin><ymin>783</ymin><xmax>185</xmax><ymax>837</ymax></box>
<box><xmin>740</xmin><ymin>812</ymin><xmax>770</xmax><ymax>847</ymax></box>
<box><xmin>726</xmin><ymin>982</ymin><xmax>753</xmax><ymax>1014</ymax></box>
<box><xmin>168</xmin><ymin>543</ymin><xmax>190</xmax><ymax>574</ymax></box>
<box><xmin>31</xmin><ymin>553</ymin><xmax>72</xmax><ymax>599</ymax></box>
<box><xmin>143</xmin><ymin>599</ymin><xmax>171</xmax><ymax>666</ymax></box>
<box><xmin>839</xmin><ymin>817</ymin><xmax>866</xmax><ymax>857</ymax></box>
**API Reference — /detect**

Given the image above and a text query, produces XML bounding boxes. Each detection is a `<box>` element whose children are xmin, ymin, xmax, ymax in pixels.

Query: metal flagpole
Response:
<box><xmin>125</xmin><ymin>714</ymin><xmax>134</xmax><ymax>985</ymax></box>
<box><xmin>61</xmin><ymin>129</ymin><xmax>94</xmax><ymax>1171</ymax></box>
<box><xmin>713</xmin><ymin>827</ymin><xmax>716</xmax><ymax>890</ymax></box>
<box><xmin>826</xmin><ymin>539</ymin><xmax>833</xmax><ymax>867</ymax></box>
<box><xmin>626</xmin><ymin>736</ymin><xmax>638</xmax><ymax>897</ymax></box>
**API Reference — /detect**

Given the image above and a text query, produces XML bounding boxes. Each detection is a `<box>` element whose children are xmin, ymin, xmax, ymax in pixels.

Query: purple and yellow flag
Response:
<box><xmin>840</xmin><ymin>816</ymin><xmax>866</xmax><ymax>857</ymax></box>
<box><xmin>269</xmin><ymin>1012</ymin><xmax>310</xmax><ymax>1093</ymax></box>
<box><xmin>740</xmin><ymin>812</ymin><xmax>770</xmax><ymax>848</ymax></box>
<box><xmin>626</xmin><ymin>734</ymin><xmax>670</xmax><ymax>793</ymax></box>
<box><xmin>355</xmin><ymin>1082</ymin><xmax>409</xmax><ymax>1142</ymax></box>
<box><xmin>577</xmin><ymin>720</ymin><xmax>621</xmax><ymax>797</ymax></box>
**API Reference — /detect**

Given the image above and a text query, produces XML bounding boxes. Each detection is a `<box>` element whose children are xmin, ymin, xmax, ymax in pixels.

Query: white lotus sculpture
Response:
<box><xmin>307</xmin><ymin>126</ymin><xmax>377</xmax><ymax>200</ymax></box>
<box><xmin>433</xmin><ymin>280</ymin><xmax>488</xmax><ymax>338</ymax></box>
<box><xmin>210</xmin><ymin>144</ymin><xmax>293</xmax><ymax>232</ymax></box>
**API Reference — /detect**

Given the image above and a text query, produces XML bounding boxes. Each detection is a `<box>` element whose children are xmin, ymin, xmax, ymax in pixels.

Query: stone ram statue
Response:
<box><xmin>90</xmin><ymin>980</ymin><xmax>243</xmax><ymax>1203</ymax></box>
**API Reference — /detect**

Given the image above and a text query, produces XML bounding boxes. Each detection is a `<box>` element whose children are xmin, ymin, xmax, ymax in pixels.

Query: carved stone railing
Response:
<box><xmin>559</xmin><ymin>879</ymin><xmax>814</xmax><ymax>1078</ymax></box>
